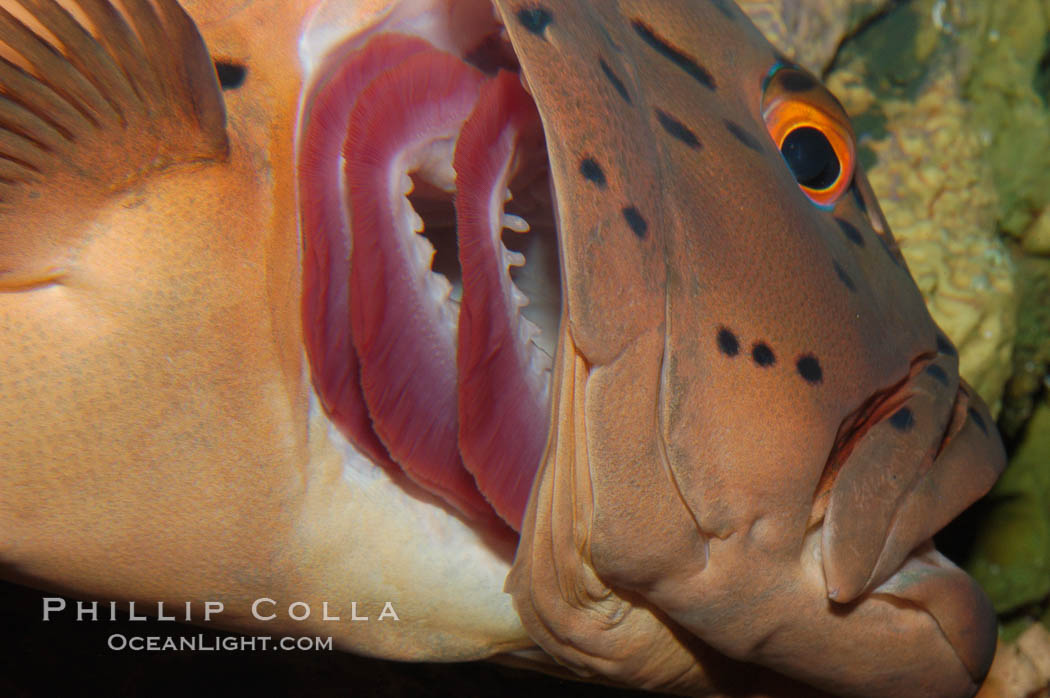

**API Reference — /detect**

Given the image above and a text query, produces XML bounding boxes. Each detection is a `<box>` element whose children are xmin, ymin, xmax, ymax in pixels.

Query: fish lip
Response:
<box><xmin>817</xmin><ymin>347</ymin><xmax>1002</xmax><ymax>606</ymax></box>
<box><xmin>870</xmin><ymin>542</ymin><xmax>997</xmax><ymax>684</ymax></box>
<box><xmin>811</xmin><ymin>352</ymin><xmax>943</xmax><ymax>521</ymax></box>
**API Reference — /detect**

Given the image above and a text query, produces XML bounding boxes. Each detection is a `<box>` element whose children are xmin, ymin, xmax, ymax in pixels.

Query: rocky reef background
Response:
<box><xmin>740</xmin><ymin>0</ymin><xmax>1050</xmax><ymax>693</ymax></box>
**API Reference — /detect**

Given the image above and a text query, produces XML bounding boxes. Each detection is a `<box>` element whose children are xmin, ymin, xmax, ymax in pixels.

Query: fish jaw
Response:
<box><xmin>507</xmin><ymin>324</ymin><xmax>998</xmax><ymax>697</ymax></box>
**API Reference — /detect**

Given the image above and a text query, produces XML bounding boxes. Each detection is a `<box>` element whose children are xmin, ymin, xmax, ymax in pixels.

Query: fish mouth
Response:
<box><xmin>297</xmin><ymin>0</ymin><xmax>560</xmax><ymax>529</ymax></box>
<box><xmin>812</xmin><ymin>348</ymin><xmax>1003</xmax><ymax>608</ymax></box>
<box><xmin>871</xmin><ymin>542</ymin><xmax>997</xmax><ymax>684</ymax></box>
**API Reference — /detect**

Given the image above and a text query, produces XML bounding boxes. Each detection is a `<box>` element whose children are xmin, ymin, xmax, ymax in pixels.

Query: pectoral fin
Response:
<box><xmin>0</xmin><ymin>0</ymin><xmax>227</xmax><ymax>285</ymax></box>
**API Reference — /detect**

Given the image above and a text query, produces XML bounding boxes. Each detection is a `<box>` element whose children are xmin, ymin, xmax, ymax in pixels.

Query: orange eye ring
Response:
<box><xmin>762</xmin><ymin>66</ymin><xmax>856</xmax><ymax>209</ymax></box>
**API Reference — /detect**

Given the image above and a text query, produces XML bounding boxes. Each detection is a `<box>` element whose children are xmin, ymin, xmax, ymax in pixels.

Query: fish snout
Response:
<box><xmin>821</xmin><ymin>351</ymin><xmax>1006</xmax><ymax>605</ymax></box>
<box><xmin>814</xmin><ymin>347</ymin><xmax>1006</xmax><ymax>687</ymax></box>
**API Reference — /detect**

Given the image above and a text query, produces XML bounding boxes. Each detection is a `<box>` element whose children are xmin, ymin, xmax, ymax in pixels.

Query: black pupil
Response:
<box><xmin>780</xmin><ymin>126</ymin><xmax>840</xmax><ymax>191</ymax></box>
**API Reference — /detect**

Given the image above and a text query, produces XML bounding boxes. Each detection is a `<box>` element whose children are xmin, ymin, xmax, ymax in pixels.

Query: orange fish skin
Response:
<box><xmin>0</xmin><ymin>0</ymin><xmax>529</xmax><ymax>662</ymax></box>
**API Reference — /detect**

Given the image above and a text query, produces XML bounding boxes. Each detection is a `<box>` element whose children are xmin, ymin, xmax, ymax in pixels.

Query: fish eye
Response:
<box><xmin>761</xmin><ymin>65</ymin><xmax>855</xmax><ymax>209</ymax></box>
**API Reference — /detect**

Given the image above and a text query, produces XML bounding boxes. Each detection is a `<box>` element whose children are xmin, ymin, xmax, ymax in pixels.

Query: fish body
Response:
<box><xmin>0</xmin><ymin>0</ymin><xmax>1005</xmax><ymax>695</ymax></box>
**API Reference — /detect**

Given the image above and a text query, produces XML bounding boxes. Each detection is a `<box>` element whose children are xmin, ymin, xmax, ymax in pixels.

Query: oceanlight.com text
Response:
<box><xmin>106</xmin><ymin>634</ymin><xmax>334</xmax><ymax>652</ymax></box>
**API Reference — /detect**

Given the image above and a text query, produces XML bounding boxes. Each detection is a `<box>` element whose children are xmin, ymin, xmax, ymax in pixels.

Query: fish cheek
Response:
<box><xmin>556</xmin><ymin>167</ymin><xmax>666</xmax><ymax>367</ymax></box>
<box><xmin>507</xmin><ymin>325</ymin><xmax>712</xmax><ymax>693</ymax></box>
<box><xmin>583</xmin><ymin>328</ymin><xmax>708</xmax><ymax>590</ymax></box>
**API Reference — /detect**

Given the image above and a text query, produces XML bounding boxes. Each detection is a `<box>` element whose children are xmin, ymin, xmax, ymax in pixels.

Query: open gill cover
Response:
<box><xmin>298</xmin><ymin>27</ymin><xmax>554</xmax><ymax>530</ymax></box>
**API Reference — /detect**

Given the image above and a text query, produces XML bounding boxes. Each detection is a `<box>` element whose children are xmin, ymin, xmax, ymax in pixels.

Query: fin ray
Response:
<box><xmin>0</xmin><ymin>5</ymin><xmax>112</xmax><ymax>123</ymax></box>
<box><xmin>19</xmin><ymin>0</ymin><xmax>140</xmax><ymax>118</ymax></box>
<box><xmin>0</xmin><ymin>0</ymin><xmax>228</xmax><ymax>275</ymax></box>
<box><xmin>0</xmin><ymin>57</ymin><xmax>90</xmax><ymax>137</ymax></box>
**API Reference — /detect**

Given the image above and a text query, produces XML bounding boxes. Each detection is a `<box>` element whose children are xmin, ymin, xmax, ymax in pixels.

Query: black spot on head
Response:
<box><xmin>924</xmin><ymin>363</ymin><xmax>949</xmax><ymax>386</ymax></box>
<box><xmin>717</xmin><ymin>327</ymin><xmax>740</xmax><ymax>357</ymax></box>
<box><xmin>655</xmin><ymin>109</ymin><xmax>701</xmax><ymax>149</ymax></box>
<box><xmin>936</xmin><ymin>333</ymin><xmax>958</xmax><ymax>358</ymax></box>
<box><xmin>580</xmin><ymin>158</ymin><xmax>606</xmax><ymax>187</ymax></box>
<box><xmin>832</xmin><ymin>260</ymin><xmax>856</xmax><ymax>292</ymax></box>
<box><xmin>796</xmin><ymin>355</ymin><xmax>823</xmax><ymax>384</ymax></box>
<box><xmin>967</xmin><ymin>406</ymin><xmax>989</xmax><ymax>436</ymax></box>
<box><xmin>214</xmin><ymin>61</ymin><xmax>246</xmax><ymax>90</ymax></box>
<box><xmin>751</xmin><ymin>342</ymin><xmax>776</xmax><ymax>367</ymax></box>
<box><xmin>724</xmin><ymin>119</ymin><xmax>763</xmax><ymax>153</ymax></box>
<box><xmin>599</xmin><ymin>58</ymin><xmax>632</xmax><ymax>104</ymax></box>
<box><xmin>888</xmin><ymin>406</ymin><xmax>915</xmax><ymax>432</ymax></box>
<box><xmin>517</xmin><ymin>6</ymin><xmax>552</xmax><ymax>35</ymax></box>
<box><xmin>631</xmin><ymin>20</ymin><xmax>716</xmax><ymax>91</ymax></box>
<box><xmin>622</xmin><ymin>206</ymin><xmax>648</xmax><ymax>238</ymax></box>
<box><xmin>779</xmin><ymin>70</ymin><xmax>819</xmax><ymax>93</ymax></box>
<box><xmin>835</xmin><ymin>218</ymin><xmax>865</xmax><ymax>247</ymax></box>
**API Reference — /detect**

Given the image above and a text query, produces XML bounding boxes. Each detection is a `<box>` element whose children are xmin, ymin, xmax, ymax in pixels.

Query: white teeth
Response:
<box><xmin>411</xmin><ymin>209</ymin><xmax>425</xmax><ymax>233</ymax></box>
<box><xmin>411</xmin><ymin>225</ymin><xmax>435</xmax><ymax>266</ymax></box>
<box><xmin>401</xmin><ymin>172</ymin><xmax>414</xmax><ymax>196</ymax></box>
<box><xmin>519</xmin><ymin>315</ymin><xmax>542</xmax><ymax>353</ymax></box>
<box><xmin>511</xmin><ymin>285</ymin><xmax>529</xmax><ymax>309</ymax></box>
<box><xmin>435</xmin><ymin>158</ymin><xmax>457</xmax><ymax>191</ymax></box>
<box><xmin>503</xmin><ymin>213</ymin><xmax>529</xmax><ymax>232</ymax></box>
<box><xmin>432</xmin><ymin>271</ymin><xmax>453</xmax><ymax>302</ymax></box>
<box><xmin>504</xmin><ymin>248</ymin><xmax>526</xmax><ymax>268</ymax></box>
<box><xmin>504</xmin><ymin>188</ymin><xmax>513</xmax><ymax>203</ymax></box>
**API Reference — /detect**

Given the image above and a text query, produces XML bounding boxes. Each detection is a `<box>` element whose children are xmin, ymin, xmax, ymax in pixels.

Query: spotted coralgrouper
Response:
<box><xmin>0</xmin><ymin>0</ymin><xmax>1005</xmax><ymax>695</ymax></box>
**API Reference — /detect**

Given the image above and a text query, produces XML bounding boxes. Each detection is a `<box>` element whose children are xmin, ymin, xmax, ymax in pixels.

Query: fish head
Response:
<box><xmin>491</xmin><ymin>1</ymin><xmax>1006</xmax><ymax>696</ymax></box>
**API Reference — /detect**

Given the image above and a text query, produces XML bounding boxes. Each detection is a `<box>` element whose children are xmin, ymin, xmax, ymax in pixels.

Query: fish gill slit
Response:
<box><xmin>406</xmin><ymin>173</ymin><xmax>462</xmax><ymax>306</ymax></box>
<box><xmin>406</xmin><ymin>149</ymin><xmax>559</xmax><ymax>363</ymax></box>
